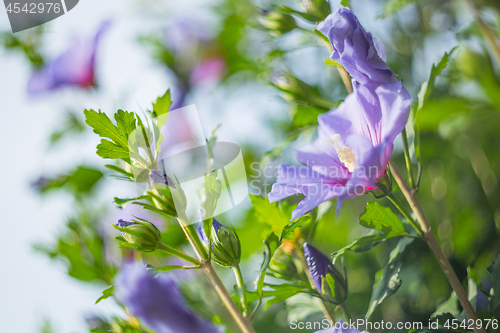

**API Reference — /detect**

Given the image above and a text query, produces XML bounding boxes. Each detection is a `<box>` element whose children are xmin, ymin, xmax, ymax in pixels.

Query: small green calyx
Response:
<box><xmin>114</xmin><ymin>219</ymin><xmax>161</xmax><ymax>252</ymax></box>
<box><xmin>199</xmin><ymin>219</ymin><xmax>241</xmax><ymax>268</ymax></box>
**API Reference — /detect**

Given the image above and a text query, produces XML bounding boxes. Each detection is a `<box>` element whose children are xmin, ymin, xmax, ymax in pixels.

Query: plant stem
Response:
<box><xmin>202</xmin><ymin>261</ymin><xmax>255</xmax><ymax>333</ymax></box>
<box><xmin>156</xmin><ymin>242</ymin><xmax>200</xmax><ymax>266</ymax></box>
<box><xmin>340</xmin><ymin>303</ymin><xmax>351</xmax><ymax>322</ymax></box>
<box><xmin>323</xmin><ymin>41</ymin><xmax>353</xmax><ymax>94</ymax></box>
<box><xmin>388</xmin><ymin>161</ymin><xmax>485</xmax><ymax>333</ymax></box>
<box><xmin>232</xmin><ymin>265</ymin><xmax>250</xmax><ymax>317</ymax></box>
<box><xmin>466</xmin><ymin>0</ymin><xmax>500</xmax><ymax>69</ymax></box>
<box><xmin>401</xmin><ymin>128</ymin><xmax>416</xmax><ymax>189</ymax></box>
<box><xmin>176</xmin><ymin>216</ymin><xmax>255</xmax><ymax>333</ymax></box>
<box><xmin>386</xmin><ymin>192</ymin><xmax>423</xmax><ymax>236</ymax></box>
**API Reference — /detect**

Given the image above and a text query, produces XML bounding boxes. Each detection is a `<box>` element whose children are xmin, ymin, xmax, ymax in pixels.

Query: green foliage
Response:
<box><xmin>95</xmin><ymin>286</ymin><xmax>114</xmax><ymax>304</ymax></box>
<box><xmin>84</xmin><ymin>109</ymin><xmax>137</xmax><ymax>163</ymax></box>
<box><xmin>381</xmin><ymin>0</ymin><xmax>423</xmax><ymax>18</ymax></box>
<box><xmin>33</xmin><ymin>166</ymin><xmax>103</xmax><ymax>198</ymax></box>
<box><xmin>152</xmin><ymin>89</ymin><xmax>172</xmax><ymax>118</ymax></box>
<box><xmin>50</xmin><ymin>111</ymin><xmax>86</xmax><ymax>145</ymax></box>
<box><xmin>365</xmin><ymin>237</ymin><xmax>414</xmax><ymax>319</ymax></box>
<box><xmin>249</xmin><ymin>194</ymin><xmax>292</xmax><ymax>229</ymax></box>
<box><xmin>334</xmin><ymin>202</ymin><xmax>409</xmax><ymax>259</ymax></box>
<box><xmin>417</xmin><ymin>47</ymin><xmax>457</xmax><ymax>112</ymax></box>
<box><xmin>34</xmin><ymin>210</ymin><xmax>116</xmax><ymax>284</ymax></box>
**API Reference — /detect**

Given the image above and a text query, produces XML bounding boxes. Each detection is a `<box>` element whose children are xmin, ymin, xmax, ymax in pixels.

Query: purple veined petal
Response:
<box><xmin>318</xmin><ymin>8</ymin><xmax>396</xmax><ymax>84</ymax></box>
<box><xmin>291</xmin><ymin>183</ymin><xmax>345</xmax><ymax>220</ymax></box>
<box><xmin>115</xmin><ymin>262</ymin><xmax>220</xmax><ymax>333</ymax></box>
<box><xmin>371</xmin><ymin>81</ymin><xmax>411</xmax><ymax>145</ymax></box>
<box><xmin>27</xmin><ymin>21</ymin><xmax>110</xmax><ymax>94</ymax></box>
<box><xmin>319</xmin><ymin>81</ymin><xmax>410</xmax><ymax>149</ymax></box>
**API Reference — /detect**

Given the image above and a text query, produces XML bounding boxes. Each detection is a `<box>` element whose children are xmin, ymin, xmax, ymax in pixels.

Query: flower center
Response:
<box><xmin>326</xmin><ymin>134</ymin><xmax>356</xmax><ymax>173</ymax></box>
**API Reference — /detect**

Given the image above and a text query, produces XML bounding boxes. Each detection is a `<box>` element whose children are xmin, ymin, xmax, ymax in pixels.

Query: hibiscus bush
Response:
<box><xmin>5</xmin><ymin>0</ymin><xmax>500</xmax><ymax>332</ymax></box>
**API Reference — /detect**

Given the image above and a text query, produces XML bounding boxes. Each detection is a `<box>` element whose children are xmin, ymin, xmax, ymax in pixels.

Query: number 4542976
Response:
<box><xmin>5</xmin><ymin>3</ymin><xmax>61</xmax><ymax>14</ymax></box>
<box><xmin>444</xmin><ymin>318</ymin><xmax>498</xmax><ymax>330</ymax></box>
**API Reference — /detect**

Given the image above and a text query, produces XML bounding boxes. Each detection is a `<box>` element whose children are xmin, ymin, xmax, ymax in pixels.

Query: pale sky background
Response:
<box><xmin>0</xmin><ymin>0</ymin><xmax>467</xmax><ymax>332</ymax></box>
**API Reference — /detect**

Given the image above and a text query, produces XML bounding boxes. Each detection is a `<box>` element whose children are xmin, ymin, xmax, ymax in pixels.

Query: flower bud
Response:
<box><xmin>269</xmin><ymin>249</ymin><xmax>309</xmax><ymax>282</ymax></box>
<box><xmin>198</xmin><ymin>219</ymin><xmax>241</xmax><ymax>267</ymax></box>
<box><xmin>149</xmin><ymin>170</ymin><xmax>187</xmax><ymax>216</ymax></box>
<box><xmin>298</xmin><ymin>0</ymin><xmax>331</xmax><ymax>22</ymax></box>
<box><xmin>259</xmin><ymin>10</ymin><xmax>297</xmax><ymax>37</ymax></box>
<box><xmin>303</xmin><ymin>243</ymin><xmax>348</xmax><ymax>304</ymax></box>
<box><xmin>114</xmin><ymin>219</ymin><xmax>162</xmax><ymax>252</ymax></box>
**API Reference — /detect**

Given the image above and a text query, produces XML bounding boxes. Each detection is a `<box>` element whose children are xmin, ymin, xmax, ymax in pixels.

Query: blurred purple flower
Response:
<box><xmin>164</xmin><ymin>19</ymin><xmax>211</xmax><ymax>54</ymax></box>
<box><xmin>269</xmin><ymin>80</ymin><xmax>410</xmax><ymax>219</ymax></box>
<box><xmin>115</xmin><ymin>262</ymin><xmax>219</xmax><ymax>333</ymax></box>
<box><xmin>27</xmin><ymin>21</ymin><xmax>110</xmax><ymax>94</ymax></box>
<box><xmin>190</xmin><ymin>56</ymin><xmax>226</xmax><ymax>85</ymax></box>
<box><xmin>318</xmin><ymin>8</ymin><xmax>395</xmax><ymax>85</ymax></box>
<box><xmin>315</xmin><ymin>319</ymin><xmax>369</xmax><ymax>333</ymax></box>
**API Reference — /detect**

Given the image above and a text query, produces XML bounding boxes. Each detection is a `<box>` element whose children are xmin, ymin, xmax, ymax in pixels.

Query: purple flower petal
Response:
<box><xmin>115</xmin><ymin>262</ymin><xmax>219</xmax><ymax>333</ymax></box>
<box><xmin>27</xmin><ymin>21</ymin><xmax>110</xmax><ymax>94</ymax></box>
<box><xmin>318</xmin><ymin>8</ymin><xmax>396</xmax><ymax>85</ymax></box>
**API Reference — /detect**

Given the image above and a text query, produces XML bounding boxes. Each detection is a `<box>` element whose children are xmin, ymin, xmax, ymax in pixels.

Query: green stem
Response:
<box><xmin>157</xmin><ymin>242</ymin><xmax>200</xmax><ymax>266</ymax></box>
<box><xmin>176</xmin><ymin>216</ymin><xmax>255</xmax><ymax>333</ymax></box>
<box><xmin>401</xmin><ymin>128</ymin><xmax>416</xmax><ymax>189</ymax></box>
<box><xmin>232</xmin><ymin>265</ymin><xmax>249</xmax><ymax>317</ymax></box>
<box><xmin>388</xmin><ymin>161</ymin><xmax>485</xmax><ymax>333</ymax></box>
<box><xmin>340</xmin><ymin>303</ymin><xmax>351</xmax><ymax>322</ymax></box>
<box><xmin>386</xmin><ymin>192</ymin><xmax>423</xmax><ymax>236</ymax></box>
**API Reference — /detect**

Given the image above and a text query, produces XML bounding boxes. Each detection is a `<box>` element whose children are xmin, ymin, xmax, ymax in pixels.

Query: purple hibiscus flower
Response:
<box><xmin>269</xmin><ymin>80</ymin><xmax>410</xmax><ymax>219</ymax></box>
<box><xmin>318</xmin><ymin>8</ymin><xmax>396</xmax><ymax>85</ymax></box>
<box><xmin>27</xmin><ymin>21</ymin><xmax>110</xmax><ymax>94</ymax></box>
<box><xmin>315</xmin><ymin>319</ymin><xmax>369</xmax><ymax>333</ymax></box>
<box><xmin>269</xmin><ymin>8</ymin><xmax>411</xmax><ymax>219</ymax></box>
<box><xmin>115</xmin><ymin>262</ymin><xmax>219</xmax><ymax>333</ymax></box>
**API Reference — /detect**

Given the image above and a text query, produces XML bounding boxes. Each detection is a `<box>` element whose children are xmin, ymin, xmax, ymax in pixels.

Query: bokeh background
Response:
<box><xmin>1</xmin><ymin>0</ymin><xmax>500</xmax><ymax>332</ymax></box>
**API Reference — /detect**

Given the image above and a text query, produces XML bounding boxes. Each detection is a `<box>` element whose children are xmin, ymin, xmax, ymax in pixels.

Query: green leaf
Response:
<box><xmin>249</xmin><ymin>194</ymin><xmax>291</xmax><ymax>229</ymax></box>
<box><xmin>104</xmin><ymin>164</ymin><xmax>134</xmax><ymax>179</ymax></box>
<box><xmin>199</xmin><ymin>170</ymin><xmax>223</xmax><ymax>221</ymax></box>
<box><xmin>365</xmin><ymin>237</ymin><xmax>414</xmax><ymax>319</ymax></box>
<box><xmin>34</xmin><ymin>166</ymin><xmax>103</xmax><ymax>197</ymax></box>
<box><xmin>280</xmin><ymin>216</ymin><xmax>311</xmax><ymax>241</ymax></box>
<box><xmin>292</xmin><ymin>105</ymin><xmax>329</xmax><ymax>127</ymax></box>
<box><xmin>145</xmin><ymin>264</ymin><xmax>199</xmax><ymax>276</ymax></box>
<box><xmin>96</xmin><ymin>286</ymin><xmax>114</xmax><ymax>304</ymax></box>
<box><xmin>340</xmin><ymin>0</ymin><xmax>350</xmax><ymax>7</ymax></box>
<box><xmin>359</xmin><ymin>202</ymin><xmax>406</xmax><ymax>237</ymax></box>
<box><xmin>417</xmin><ymin>47</ymin><xmax>458</xmax><ymax>111</ymax></box>
<box><xmin>84</xmin><ymin>109</ymin><xmax>137</xmax><ymax>163</ymax></box>
<box><xmin>152</xmin><ymin>89</ymin><xmax>172</xmax><ymax>118</ymax></box>
<box><xmin>278</xmin><ymin>6</ymin><xmax>320</xmax><ymax>22</ymax></box>
<box><xmin>431</xmin><ymin>291</ymin><xmax>460</xmax><ymax>319</ymax></box>
<box><xmin>254</xmin><ymin>232</ymin><xmax>281</xmax><ymax>313</ymax></box>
